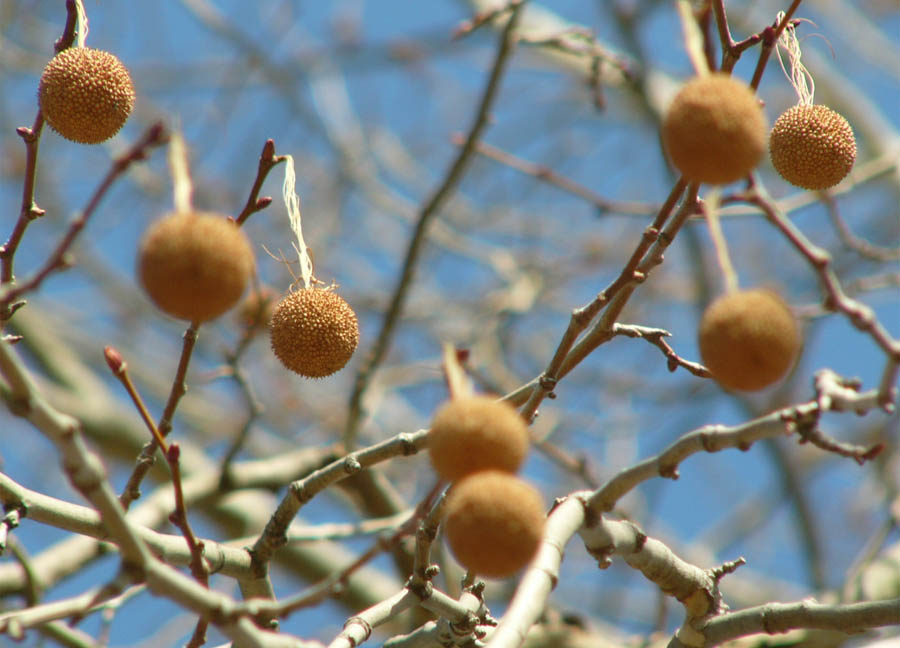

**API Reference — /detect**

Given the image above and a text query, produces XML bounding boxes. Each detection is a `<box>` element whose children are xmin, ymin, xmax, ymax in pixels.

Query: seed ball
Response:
<box><xmin>269</xmin><ymin>289</ymin><xmax>359</xmax><ymax>378</ymax></box>
<box><xmin>769</xmin><ymin>104</ymin><xmax>856</xmax><ymax>190</ymax></box>
<box><xmin>662</xmin><ymin>73</ymin><xmax>767</xmax><ymax>185</ymax></box>
<box><xmin>698</xmin><ymin>289</ymin><xmax>801</xmax><ymax>392</ymax></box>
<box><xmin>38</xmin><ymin>47</ymin><xmax>135</xmax><ymax>144</ymax></box>
<box><xmin>428</xmin><ymin>396</ymin><xmax>529</xmax><ymax>482</ymax></box>
<box><xmin>443</xmin><ymin>471</ymin><xmax>545</xmax><ymax>579</ymax></box>
<box><xmin>138</xmin><ymin>211</ymin><xmax>254</xmax><ymax>322</ymax></box>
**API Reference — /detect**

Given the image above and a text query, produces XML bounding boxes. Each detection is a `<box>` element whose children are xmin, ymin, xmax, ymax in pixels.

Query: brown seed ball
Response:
<box><xmin>428</xmin><ymin>396</ymin><xmax>529</xmax><ymax>482</ymax></box>
<box><xmin>269</xmin><ymin>289</ymin><xmax>359</xmax><ymax>378</ymax></box>
<box><xmin>662</xmin><ymin>73</ymin><xmax>767</xmax><ymax>184</ymax></box>
<box><xmin>443</xmin><ymin>471</ymin><xmax>545</xmax><ymax>579</ymax></box>
<box><xmin>138</xmin><ymin>212</ymin><xmax>254</xmax><ymax>322</ymax></box>
<box><xmin>38</xmin><ymin>47</ymin><xmax>135</xmax><ymax>144</ymax></box>
<box><xmin>698</xmin><ymin>289</ymin><xmax>801</xmax><ymax>392</ymax></box>
<box><xmin>769</xmin><ymin>104</ymin><xmax>856</xmax><ymax>190</ymax></box>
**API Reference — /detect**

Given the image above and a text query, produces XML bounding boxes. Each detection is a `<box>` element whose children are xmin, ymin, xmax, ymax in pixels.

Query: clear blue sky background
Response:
<box><xmin>1</xmin><ymin>1</ymin><xmax>898</xmax><ymax>645</ymax></box>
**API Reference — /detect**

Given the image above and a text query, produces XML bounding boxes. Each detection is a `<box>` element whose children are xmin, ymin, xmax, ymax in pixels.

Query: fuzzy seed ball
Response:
<box><xmin>444</xmin><ymin>471</ymin><xmax>545</xmax><ymax>578</ymax></box>
<box><xmin>269</xmin><ymin>289</ymin><xmax>359</xmax><ymax>378</ymax></box>
<box><xmin>428</xmin><ymin>396</ymin><xmax>529</xmax><ymax>482</ymax></box>
<box><xmin>138</xmin><ymin>211</ymin><xmax>254</xmax><ymax>322</ymax></box>
<box><xmin>769</xmin><ymin>104</ymin><xmax>856</xmax><ymax>190</ymax></box>
<box><xmin>662</xmin><ymin>73</ymin><xmax>767</xmax><ymax>185</ymax></box>
<box><xmin>698</xmin><ymin>289</ymin><xmax>801</xmax><ymax>392</ymax></box>
<box><xmin>38</xmin><ymin>47</ymin><xmax>135</xmax><ymax>144</ymax></box>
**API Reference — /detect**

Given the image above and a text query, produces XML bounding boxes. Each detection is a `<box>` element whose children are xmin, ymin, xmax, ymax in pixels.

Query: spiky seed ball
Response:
<box><xmin>662</xmin><ymin>73</ymin><xmax>767</xmax><ymax>185</ymax></box>
<box><xmin>138</xmin><ymin>211</ymin><xmax>254</xmax><ymax>322</ymax></box>
<box><xmin>443</xmin><ymin>471</ymin><xmax>545</xmax><ymax>578</ymax></box>
<box><xmin>269</xmin><ymin>289</ymin><xmax>359</xmax><ymax>378</ymax></box>
<box><xmin>428</xmin><ymin>396</ymin><xmax>529</xmax><ymax>482</ymax></box>
<box><xmin>698</xmin><ymin>289</ymin><xmax>801</xmax><ymax>392</ymax></box>
<box><xmin>38</xmin><ymin>47</ymin><xmax>135</xmax><ymax>144</ymax></box>
<box><xmin>769</xmin><ymin>104</ymin><xmax>856</xmax><ymax>190</ymax></box>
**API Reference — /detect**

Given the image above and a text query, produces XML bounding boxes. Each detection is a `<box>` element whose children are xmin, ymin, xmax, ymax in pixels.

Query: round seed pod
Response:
<box><xmin>444</xmin><ymin>471</ymin><xmax>545</xmax><ymax>579</ymax></box>
<box><xmin>269</xmin><ymin>288</ymin><xmax>359</xmax><ymax>378</ymax></box>
<box><xmin>698</xmin><ymin>289</ymin><xmax>801</xmax><ymax>392</ymax></box>
<box><xmin>428</xmin><ymin>396</ymin><xmax>529</xmax><ymax>482</ymax></box>
<box><xmin>662</xmin><ymin>73</ymin><xmax>767</xmax><ymax>185</ymax></box>
<box><xmin>138</xmin><ymin>211</ymin><xmax>254</xmax><ymax>322</ymax></box>
<box><xmin>38</xmin><ymin>47</ymin><xmax>135</xmax><ymax>144</ymax></box>
<box><xmin>769</xmin><ymin>104</ymin><xmax>856</xmax><ymax>190</ymax></box>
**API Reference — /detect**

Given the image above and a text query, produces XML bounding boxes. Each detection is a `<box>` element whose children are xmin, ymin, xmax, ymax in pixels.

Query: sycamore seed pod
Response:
<box><xmin>662</xmin><ymin>73</ymin><xmax>767</xmax><ymax>185</ymax></box>
<box><xmin>428</xmin><ymin>396</ymin><xmax>529</xmax><ymax>482</ymax></box>
<box><xmin>443</xmin><ymin>471</ymin><xmax>545</xmax><ymax>578</ymax></box>
<box><xmin>138</xmin><ymin>211</ymin><xmax>254</xmax><ymax>322</ymax></box>
<box><xmin>769</xmin><ymin>104</ymin><xmax>856</xmax><ymax>190</ymax></box>
<box><xmin>698</xmin><ymin>289</ymin><xmax>801</xmax><ymax>392</ymax></box>
<box><xmin>269</xmin><ymin>288</ymin><xmax>359</xmax><ymax>378</ymax></box>
<box><xmin>38</xmin><ymin>47</ymin><xmax>135</xmax><ymax>144</ymax></box>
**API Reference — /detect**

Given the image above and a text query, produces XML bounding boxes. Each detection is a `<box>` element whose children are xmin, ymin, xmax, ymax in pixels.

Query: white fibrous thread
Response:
<box><xmin>775</xmin><ymin>12</ymin><xmax>815</xmax><ymax>105</ymax></box>
<box><xmin>168</xmin><ymin>131</ymin><xmax>193</xmax><ymax>213</ymax></box>
<box><xmin>283</xmin><ymin>155</ymin><xmax>313</xmax><ymax>290</ymax></box>
<box><xmin>75</xmin><ymin>0</ymin><xmax>89</xmax><ymax>48</ymax></box>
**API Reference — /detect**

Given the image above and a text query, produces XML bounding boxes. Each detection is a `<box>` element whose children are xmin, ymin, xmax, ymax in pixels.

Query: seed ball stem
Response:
<box><xmin>443</xmin><ymin>471</ymin><xmax>545</xmax><ymax>579</ymax></box>
<box><xmin>662</xmin><ymin>73</ymin><xmax>767</xmax><ymax>185</ymax></box>
<box><xmin>138</xmin><ymin>211</ymin><xmax>254</xmax><ymax>322</ymax></box>
<box><xmin>269</xmin><ymin>288</ymin><xmax>359</xmax><ymax>378</ymax></box>
<box><xmin>698</xmin><ymin>289</ymin><xmax>801</xmax><ymax>392</ymax></box>
<box><xmin>38</xmin><ymin>47</ymin><xmax>135</xmax><ymax>145</ymax></box>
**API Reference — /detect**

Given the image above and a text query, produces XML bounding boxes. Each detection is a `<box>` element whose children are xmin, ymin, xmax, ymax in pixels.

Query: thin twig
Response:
<box><xmin>236</xmin><ymin>139</ymin><xmax>285</xmax><ymax>226</ymax></box>
<box><xmin>0</xmin><ymin>0</ymin><xmax>80</xmax><ymax>290</ymax></box>
<box><xmin>461</xmin><ymin>138</ymin><xmax>657</xmax><ymax>215</ymax></box>
<box><xmin>749</xmin><ymin>1</ymin><xmax>803</xmax><ymax>90</ymax></box>
<box><xmin>249</xmin><ymin>430</ymin><xmax>428</xmax><ymax>572</ymax></box>
<box><xmin>824</xmin><ymin>192</ymin><xmax>900</xmax><ymax>262</ymax></box>
<box><xmin>588</xmin><ymin>380</ymin><xmax>887</xmax><ymax>516</ymax></box>
<box><xmin>0</xmin><ymin>123</ymin><xmax>167</xmax><ymax>314</ymax></box>
<box><xmin>611</xmin><ymin>324</ymin><xmax>711</xmax><ymax>378</ymax></box>
<box><xmin>119</xmin><ymin>321</ymin><xmax>199</xmax><ymax>510</ymax></box>
<box><xmin>742</xmin><ymin>179</ymin><xmax>900</xmax><ymax>408</ymax></box>
<box><xmin>343</xmin><ymin>1</ymin><xmax>525</xmax><ymax>450</ymax></box>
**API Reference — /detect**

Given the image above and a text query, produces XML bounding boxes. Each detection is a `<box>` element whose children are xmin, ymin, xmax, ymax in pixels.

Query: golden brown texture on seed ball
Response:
<box><xmin>769</xmin><ymin>104</ymin><xmax>856</xmax><ymax>190</ymax></box>
<box><xmin>269</xmin><ymin>289</ymin><xmax>359</xmax><ymax>378</ymax></box>
<box><xmin>698</xmin><ymin>289</ymin><xmax>801</xmax><ymax>392</ymax></box>
<box><xmin>444</xmin><ymin>471</ymin><xmax>545</xmax><ymax>578</ymax></box>
<box><xmin>138</xmin><ymin>212</ymin><xmax>254</xmax><ymax>322</ymax></box>
<box><xmin>38</xmin><ymin>47</ymin><xmax>135</xmax><ymax>144</ymax></box>
<box><xmin>428</xmin><ymin>396</ymin><xmax>529</xmax><ymax>482</ymax></box>
<box><xmin>662</xmin><ymin>74</ymin><xmax>767</xmax><ymax>184</ymax></box>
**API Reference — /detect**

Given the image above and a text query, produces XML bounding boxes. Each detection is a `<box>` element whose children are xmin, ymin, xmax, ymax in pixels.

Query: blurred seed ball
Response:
<box><xmin>236</xmin><ymin>285</ymin><xmax>278</xmax><ymax>330</ymax></box>
<box><xmin>769</xmin><ymin>104</ymin><xmax>856</xmax><ymax>190</ymax></box>
<box><xmin>698</xmin><ymin>289</ymin><xmax>801</xmax><ymax>392</ymax></box>
<box><xmin>269</xmin><ymin>288</ymin><xmax>359</xmax><ymax>378</ymax></box>
<box><xmin>443</xmin><ymin>471</ymin><xmax>545</xmax><ymax>578</ymax></box>
<box><xmin>138</xmin><ymin>211</ymin><xmax>254</xmax><ymax>322</ymax></box>
<box><xmin>38</xmin><ymin>47</ymin><xmax>135</xmax><ymax>144</ymax></box>
<box><xmin>428</xmin><ymin>396</ymin><xmax>529</xmax><ymax>482</ymax></box>
<box><xmin>662</xmin><ymin>73</ymin><xmax>767</xmax><ymax>185</ymax></box>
